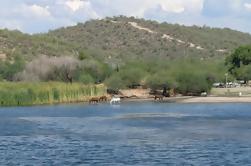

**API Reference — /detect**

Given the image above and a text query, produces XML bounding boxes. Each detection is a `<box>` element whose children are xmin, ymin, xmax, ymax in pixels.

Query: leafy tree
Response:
<box><xmin>78</xmin><ymin>74</ymin><xmax>95</xmax><ymax>84</ymax></box>
<box><xmin>82</xmin><ymin>59</ymin><xmax>112</xmax><ymax>83</ymax></box>
<box><xmin>234</xmin><ymin>65</ymin><xmax>251</xmax><ymax>83</ymax></box>
<box><xmin>145</xmin><ymin>71</ymin><xmax>176</xmax><ymax>90</ymax></box>
<box><xmin>105</xmin><ymin>74</ymin><xmax>125</xmax><ymax>89</ymax></box>
<box><xmin>119</xmin><ymin>67</ymin><xmax>147</xmax><ymax>87</ymax></box>
<box><xmin>226</xmin><ymin>45</ymin><xmax>251</xmax><ymax>73</ymax></box>
<box><xmin>176</xmin><ymin>72</ymin><xmax>211</xmax><ymax>95</ymax></box>
<box><xmin>0</xmin><ymin>56</ymin><xmax>25</xmax><ymax>81</ymax></box>
<box><xmin>225</xmin><ymin>45</ymin><xmax>251</xmax><ymax>82</ymax></box>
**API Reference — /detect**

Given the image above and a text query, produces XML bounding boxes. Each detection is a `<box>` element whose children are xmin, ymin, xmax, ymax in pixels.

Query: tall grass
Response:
<box><xmin>0</xmin><ymin>82</ymin><xmax>106</xmax><ymax>106</ymax></box>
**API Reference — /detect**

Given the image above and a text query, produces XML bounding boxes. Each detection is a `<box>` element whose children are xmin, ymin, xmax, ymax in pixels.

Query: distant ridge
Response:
<box><xmin>1</xmin><ymin>16</ymin><xmax>251</xmax><ymax>63</ymax></box>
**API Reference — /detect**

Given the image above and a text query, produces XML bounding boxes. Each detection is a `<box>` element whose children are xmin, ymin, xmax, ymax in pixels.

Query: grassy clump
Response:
<box><xmin>0</xmin><ymin>82</ymin><xmax>106</xmax><ymax>106</ymax></box>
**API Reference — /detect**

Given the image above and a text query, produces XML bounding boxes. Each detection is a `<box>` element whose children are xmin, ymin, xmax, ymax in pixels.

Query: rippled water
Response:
<box><xmin>0</xmin><ymin>102</ymin><xmax>251</xmax><ymax>165</ymax></box>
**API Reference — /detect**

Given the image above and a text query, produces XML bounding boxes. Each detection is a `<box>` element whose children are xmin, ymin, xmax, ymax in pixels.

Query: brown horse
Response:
<box><xmin>99</xmin><ymin>96</ymin><xmax>108</xmax><ymax>102</ymax></box>
<box><xmin>89</xmin><ymin>97</ymin><xmax>99</xmax><ymax>104</ymax></box>
<box><xmin>154</xmin><ymin>95</ymin><xmax>164</xmax><ymax>101</ymax></box>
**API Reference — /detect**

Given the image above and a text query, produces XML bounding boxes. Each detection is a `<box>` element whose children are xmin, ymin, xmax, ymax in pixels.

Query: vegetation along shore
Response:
<box><xmin>1</xmin><ymin>16</ymin><xmax>251</xmax><ymax>106</ymax></box>
<box><xmin>0</xmin><ymin>82</ymin><xmax>106</xmax><ymax>106</ymax></box>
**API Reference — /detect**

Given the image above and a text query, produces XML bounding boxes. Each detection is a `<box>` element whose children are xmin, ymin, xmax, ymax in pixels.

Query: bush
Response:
<box><xmin>78</xmin><ymin>74</ymin><xmax>95</xmax><ymax>84</ymax></box>
<box><xmin>145</xmin><ymin>71</ymin><xmax>177</xmax><ymax>90</ymax></box>
<box><xmin>105</xmin><ymin>74</ymin><xmax>125</xmax><ymax>90</ymax></box>
<box><xmin>0</xmin><ymin>56</ymin><xmax>25</xmax><ymax>81</ymax></box>
<box><xmin>176</xmin><ymin>72</ymin><xmax>211</xmax><ymax>95</ymax></box>
<box><xmin>119</xmin><ymin>67</ymin><xmax>147</xmax><ymax>87</ymax></box>
<box><xmin>234</xmin><ymin>64</ymin><xmax>251</xmax><ymax>83</ymax></box>
<box><xmin>82</xmin><ymin>59</ymin><xmax>112</xmax><ymax>82</ymax></box>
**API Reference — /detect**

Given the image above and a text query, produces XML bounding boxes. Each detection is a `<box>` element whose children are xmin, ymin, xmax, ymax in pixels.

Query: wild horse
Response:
<box><xmin>110</xmin><ymin>97</ymin><xmax>121</xmax><ymax>104</ymax></box>
<box><xmin>89</xmin><ymin>97</ymin><xmax>100</xmax><ymax>104</ymax></box>
<box><xmin>154</xmin><ymin>95</ymin><xmax>164</xmax><ymax>101</ymax></box>
<box><xmin>99</xmin><ymin>96</ymin><xmax>108</xmax><ymax>102</ymax></box>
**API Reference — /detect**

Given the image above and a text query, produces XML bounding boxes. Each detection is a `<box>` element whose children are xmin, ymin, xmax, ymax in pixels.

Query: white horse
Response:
<box><xmin>110</xmin><ymin>97</ymin><xmax>121</xmax><ymax>104</ymax></box>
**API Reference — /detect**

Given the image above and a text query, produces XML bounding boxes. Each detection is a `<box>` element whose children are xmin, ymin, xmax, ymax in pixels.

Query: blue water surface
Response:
<box><xmin>0</xmin><ymin>102</ymin><xmax>251</xmax><ymax>165</ymax></box>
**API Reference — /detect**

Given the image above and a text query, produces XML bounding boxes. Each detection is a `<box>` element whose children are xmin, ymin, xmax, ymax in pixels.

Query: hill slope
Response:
<box><xmin>48</xmin><ymin>16</ymin><xmax>251</xmax><ymax>62</ymax></box>
<box><xmin>1</xmin><ymin>16</ymin><xmax>251</xmax><ymax>63</ymax></box>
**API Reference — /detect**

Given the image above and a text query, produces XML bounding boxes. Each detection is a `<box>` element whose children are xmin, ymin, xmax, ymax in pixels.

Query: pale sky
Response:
<box><xmin>0</xmin><ymin>0</ymin><xmax>251</xmax><ymax>34</ymax></box>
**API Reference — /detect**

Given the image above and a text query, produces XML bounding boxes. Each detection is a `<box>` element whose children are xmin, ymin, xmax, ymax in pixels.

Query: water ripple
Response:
<box><xmin>0</xmin><ymin>103</ymin><xmax>251</xmax><ymax>165</ymax></box>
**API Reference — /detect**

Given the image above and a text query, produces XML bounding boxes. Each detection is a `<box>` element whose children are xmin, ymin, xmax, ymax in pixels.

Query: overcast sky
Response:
<box><xmin>0</xmin><ymin>0</ymin><xmax>251</xmax><ymax>34</ymax></box>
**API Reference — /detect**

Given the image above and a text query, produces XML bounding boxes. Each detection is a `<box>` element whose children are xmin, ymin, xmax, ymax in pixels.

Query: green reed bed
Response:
<box><xmin>0</xmin><ymin>82</ymin><xmax>106</xmax><ymax>106</ymax></box>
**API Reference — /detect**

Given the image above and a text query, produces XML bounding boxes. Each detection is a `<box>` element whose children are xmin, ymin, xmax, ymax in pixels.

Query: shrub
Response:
<box><xmin>105</xmin><ymin>74</ymin><xmax>125</xmax><ymax>90</ymax></box>
<box><xmin>78</xmin><ymin>74</ymin><xmax>95</xmax><ymax>84</ymax></box>
<box><xmin>119</xmin><ymin>67</ymin><xmax>147</xmax><ymax>87</ymax></box>
<box><xmin>176</xmin><ymin>72</ymin><xmax>211</xmax><ymax>95</ymax></box>
<box><xmin>145</xmin><ymin>71</ymin><xmax>177</xmax><ymax>90</ymax></box>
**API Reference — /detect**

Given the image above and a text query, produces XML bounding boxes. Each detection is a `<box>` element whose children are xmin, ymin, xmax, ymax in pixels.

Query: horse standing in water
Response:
<box><xmin>99</xmin><ymin>96</ymin><xmax>108</xmax><ymax>102</ymax></box>
<box><xmin>154</xmin><ymin>95</ymin><xmax>164</xmax><ymax>101</ymax></box>
<box><xmin>89</xmin><ymin>97</ymin><xmax>99</xmax><ymax>104</ymax></box>
<box><xmin>110</xmin><ymin>97</ymin><xmax>121</xmax><ymax>104</ymax></box>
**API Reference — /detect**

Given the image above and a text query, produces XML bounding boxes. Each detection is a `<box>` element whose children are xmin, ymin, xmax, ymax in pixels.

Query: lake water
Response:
<box><xmin>0</xmin><ymin>102</ymin><xmax>251</xmax><ymax>165</ymax></box>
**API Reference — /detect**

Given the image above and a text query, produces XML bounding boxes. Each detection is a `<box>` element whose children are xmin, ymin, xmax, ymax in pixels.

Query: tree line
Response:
<box><xmin>1</xmin><ymin>45</ymin><xmax>250</xmax><ymax>95</ymax></box>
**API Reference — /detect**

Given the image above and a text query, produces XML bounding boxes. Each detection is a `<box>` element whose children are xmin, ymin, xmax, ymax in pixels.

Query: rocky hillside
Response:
<box><xmin>49</xmin><ymin>16</ymin><xmax>251</xmax><ymax>62</ymax></box>
<box><xmin>1</xmin><ymin>16</ymin><xmax>251</xmax><ymax>63</ymax></box>
<box><xmin>0</xmin><ymin>29</ymin><xmax>75</xmax><ymax>61</ymax></box>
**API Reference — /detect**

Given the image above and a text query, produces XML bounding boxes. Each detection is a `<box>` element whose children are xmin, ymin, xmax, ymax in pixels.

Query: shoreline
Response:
<box><xmin>2</xmin><ymin>96</ymin><xmax>251</xmax><ymax>107</ymax></box>
<box><xmin>121</xmin><ymin>96</ymin><xmax>251</xmax><ymax>103</ymax></box>
<box><xmin>118</xmin><ymin>88</ymin><xmax>251</xmax><ymax>104</ymax></box>
<box><xmin>178</xmin><ymin>96</ymin><xmax>251</xmax><ymax>103</ymax></box>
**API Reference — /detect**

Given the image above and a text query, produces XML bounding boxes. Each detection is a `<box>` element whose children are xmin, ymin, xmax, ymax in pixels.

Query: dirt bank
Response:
<box><xmin>179</xmin><ymin>96</ymin><xmax>251</xmax><ymax>103</ymax></box>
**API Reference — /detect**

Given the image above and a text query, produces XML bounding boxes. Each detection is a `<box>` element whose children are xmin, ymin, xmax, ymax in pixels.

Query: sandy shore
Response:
<box><xmin>180</xmin><ymin>96</ymin><xmax>251</xmax><ymax>103</ymax></box>
<box><xmin>121</xmin><ymin>96</ymin><xmax>251</xmax><ymax>103</ymax></box>
<box><xmin>119</xmin><ymin>89</ymin><xmax>251</xmax><ymax>104</ymax></box>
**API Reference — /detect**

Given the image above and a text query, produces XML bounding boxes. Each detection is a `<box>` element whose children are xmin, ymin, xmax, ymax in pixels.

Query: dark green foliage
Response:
<box><xmin>105</xmin><ymin>74</ymin><xmax>125</xmax><ymax>90</ymax></box>
<box><xmin>234</xmin><ymin>65</ymin><xmax>251</xmax><ymax>82</ymax></box>
<box><xmin>226</xmin><ymin>45</ymin><xmax>251</xmax><ymax>71</ymax></box>
<box><xmin>119</xmin><ymin>68</ymin><xmax>146</xmax><ymax>87</ymax></box>
<box><xmin>52</xmin><ymin>88</ymin><xmax>60</xmax><ymax>101</ymax></box>
<box><xmin>176</xmin><ymin>72</ymin><xmax>211</xmax><ymax>95</ymax></box>
<box><xmin>225</xmin><ymin>45</ymin><xmax>251</xmax><ymax>82</ymax></box>
<box><xmin>78</xmin><ymin>51</ymin><xmax>89</xmax><ymax>60</ymax></box>
<box><xmin>145</xmin><ymin>71</ymin><xmax>176</xmax><ymax>90</ymax></box>
<box><xmin>82</xmin><ymin>59</ymin><xmax>113</xmax><ymax>83</ymax></box>
<box><xmin>104</xmin><ymin>57</ymin><xmax>226</xmax><ymax>94</ymax></box>
<box><xmin>105</xmin><ymin>61</ymin><xmax>147</xmax><ymax>89</ymax></box>
<box><xmin>78</xmin><ymin>74</ymin><xmax>95</xmax><ymax>84</ymax></box>
<box><xmin>0</xmin><ymin>56</ymin><xmax>25</xmax><ymax>81</ymax></box>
